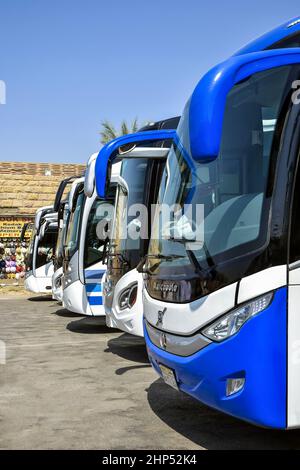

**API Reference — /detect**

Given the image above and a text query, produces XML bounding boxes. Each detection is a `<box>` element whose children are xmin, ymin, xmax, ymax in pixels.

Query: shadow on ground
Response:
<box><xmin>115</xmin><ymin>364</ymin><xmax>151</xmax><ymax>376</ymax></box>
<box><xmin>52</xmin><ymin>308</ymin><xmax>83</xmax><ymax>318</ymax></box>
<box><xmin>67</xmin><ymin>316</ymin><xmax>118</xmax><ymax>334</ymax></box>
<box><xmin>105</xmin><ymin>333</ymin><xmax>149</xmax><ymax>364</ymax></box>
<box><xmin>27</xmin><ymin>295</ymin><xmax>53</xmax><ymax>302</ymax></box>
<box><xmin>147</xmin><ymin>378</ymin><xmax>300</xmax><ymax>450</ymax></box>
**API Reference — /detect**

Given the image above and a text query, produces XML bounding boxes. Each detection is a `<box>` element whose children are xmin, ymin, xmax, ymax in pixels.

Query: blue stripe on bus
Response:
<box><xmin>86</xmin><ymin>284</ymin><xmax>102</xmax><ymax>293</ymax></box>
<box><xmin>85</xmin><ymin>270</ymin><xmax>106</xmax><ymax>280</ymax></box>
<box><xmin>88</xmin><ymin>296</ymin><xmax>103</xmax><ymax>306</ymax></box>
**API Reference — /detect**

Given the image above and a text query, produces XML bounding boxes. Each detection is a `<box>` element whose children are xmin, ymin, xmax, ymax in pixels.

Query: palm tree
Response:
<box><xmin>100</xmin><ymin>118</ymin><xmax>140</xmax><ymax>144</ymax></box>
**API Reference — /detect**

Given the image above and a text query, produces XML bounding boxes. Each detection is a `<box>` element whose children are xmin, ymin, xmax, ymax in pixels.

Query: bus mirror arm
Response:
<box><xmin>102</xmin><ymin>239</ymin><xmax>109</xmax><ymax>265</ymax></box>
<box><xmin>136</xmin><ymin>255</ymin><xmax>146</xmax><ymax>273</ymax></box>
<box><xmin>63</xmin><ymin>244</ymin><xmax>69</xmax><ymax>262</ymax></box>
<box><xmin>20</xmin><ymin>223</ymin><xmax>29</xmax><ymax>242</ymax></box>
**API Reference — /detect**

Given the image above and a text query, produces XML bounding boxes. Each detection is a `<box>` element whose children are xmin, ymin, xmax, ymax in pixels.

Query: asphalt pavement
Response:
<box><xmin>0</xmin><ymin>296</ymin><xmax>300</xmax><ymax>450</ymax></box>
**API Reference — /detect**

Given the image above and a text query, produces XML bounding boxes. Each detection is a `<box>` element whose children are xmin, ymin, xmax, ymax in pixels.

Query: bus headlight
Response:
<box><xmin>201</xmin><ymin>292</ymin><xmax>273</xmax><ymax>342</ymax></box>
<box><xmin>55</xmin><ymin>276</ymin><xmax>62</xmax><ymax>289</ymax></box>
<box><xmin>118</xmin><ymin>283</ymin><xmax>138</xmax><ymax>310</ymax></box>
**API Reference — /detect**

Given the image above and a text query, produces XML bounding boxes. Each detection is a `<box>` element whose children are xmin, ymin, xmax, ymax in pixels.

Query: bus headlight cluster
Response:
<box><xmin>201</xmin><ymin>292</ymin><xmax>273</xmax><ymax>342</ymax></box>
<box><xmin>118</xmin><ymin>283</ymin><xmax>138</xmax><ymax>310</ymax></box>
<box><xmin>55</xmin><ymin>276</ymin><xmax>62</xmax><ymax>289</ymax></box>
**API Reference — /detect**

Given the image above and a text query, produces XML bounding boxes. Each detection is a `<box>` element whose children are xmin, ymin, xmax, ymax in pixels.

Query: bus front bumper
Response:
<box><xmin>63</xmin><ymin>279</ymin><xmax>105</xmax><ymax>316</ymax></box>
<box><xmin>105</xmin><ymin>303</ymin><xmax>144</xmax><ymax>337</ymax></box>
<box><xmin>24</xmin><ymin>273</ymin><xmax>52</xmax><ymax>294</ymax></box>
<box><xmin>144</xmin><ymin>287</ymin><xmax>287</xmax><ymax>429</ymax></box>
<box><xmin>104</xmin><ymin>269</ymin><xmax>144</xmax><ymax>336</ymax></box>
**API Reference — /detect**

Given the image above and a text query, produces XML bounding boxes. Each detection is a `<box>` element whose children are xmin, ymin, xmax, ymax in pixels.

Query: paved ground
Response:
<box><xmin>1</xmin><ymin>297</ymin><xmax>300</xmax><ymax>450</ymax></box>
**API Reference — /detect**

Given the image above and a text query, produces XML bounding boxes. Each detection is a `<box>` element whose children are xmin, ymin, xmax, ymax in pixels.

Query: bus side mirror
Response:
<box><xmin>95</xmin><ymin>129</ymin><xmax>176</xmax><ymax>199</ymax></box>
<box><xmin>84</xmin><ymin>153</ymin><xmax>98</xmax><ymax>197</ymax></box>
<box><xmin>189</xmin><ymin>48</ymin><xmax>300</xmax><ymax>162</ymax></box>
<box><xmin>20</xmin><ymin>223</ymin><xmax>28</xmax><ymax>242</ymax></box>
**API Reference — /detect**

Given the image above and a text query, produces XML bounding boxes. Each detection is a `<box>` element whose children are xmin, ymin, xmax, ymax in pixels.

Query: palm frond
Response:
<box><xmin>99</xmin><ymin>120</ymin><xmax>117</xmax><ymax>144</ymax></box>
<box><xmin>100</xmin><ymin>118</ymin><xmax>153</xmax><ymax>144</ymax></box>
<box><xmin>121</xmin><ymin>120</ymin><xmax>129</xmax><ymax>135</ymax></box>
<box><xmin>131</xmin><ymin>117</ymin><xmax>138</xmax><ymax>133</ymax></box>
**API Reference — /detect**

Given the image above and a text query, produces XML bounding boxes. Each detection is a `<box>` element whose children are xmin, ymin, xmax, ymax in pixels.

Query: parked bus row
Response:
<box><xmin>22</xmin><ymin>16</ymin><xmax>300</xmax><ymax>429</ymax></box>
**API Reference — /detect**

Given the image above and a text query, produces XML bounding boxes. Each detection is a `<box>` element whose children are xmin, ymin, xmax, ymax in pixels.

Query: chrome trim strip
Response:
<box><xmin>289</xmin><ymin>261</ymin><xmax>300</xmax><ymax>271</ymax></box>
<box><xmin>145</xmin><ymin>321</ymin><xmax>211</xmax><ymax>357</ymax></box>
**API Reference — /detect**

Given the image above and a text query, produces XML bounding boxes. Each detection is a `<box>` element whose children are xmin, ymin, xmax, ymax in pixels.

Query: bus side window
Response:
<box><xmin>290</xmin><ymin>162</ymin><xmax>300</xmax><ymax>263</ymax></box>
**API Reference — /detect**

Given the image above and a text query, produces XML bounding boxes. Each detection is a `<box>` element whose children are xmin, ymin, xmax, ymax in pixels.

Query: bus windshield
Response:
<box><xmin>84</xmin><ymin>197</ymin><xmax>114</xmax><ymax>269</ymax></box>
<box><xmin>147</xmin><ymin>65</ymin><xmax>298</xmax><ymax>292</ymax></box>
<box><xmin>24</xmin><ymin>224</ymin><xmax>35</xmax><ymax>271</ymax></box>
<box><xmin>54</xmin><ymin>204</ymin><xmax>70</xmax><ymax>269</ymax></box>
<box><xmin>65</xmin><ymin>188</ymin><xmax>85</xmax><ymax>260</ymax></box>
<box><xmin>109</xmin><ymin>158</ymin><xmax>149</xmax><ymax>269</ymax></box>
<box><xmin>36</xmin><ymin>227</ymin><xmax>57</xmax><ymax>269</ymax></box>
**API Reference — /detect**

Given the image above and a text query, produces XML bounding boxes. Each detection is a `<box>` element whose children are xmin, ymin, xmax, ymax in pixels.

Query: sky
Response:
<box><xmin>0</xmin><ymin>0</ymin><xmax>300</xmax><ymax>164</ymax></box>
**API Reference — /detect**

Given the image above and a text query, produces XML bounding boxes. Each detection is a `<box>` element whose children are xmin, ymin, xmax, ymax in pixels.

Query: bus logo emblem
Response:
<box><xmin>156</xmin><ymin>307</ymin><xmax>167</xmax><ymax>327</ymax></box>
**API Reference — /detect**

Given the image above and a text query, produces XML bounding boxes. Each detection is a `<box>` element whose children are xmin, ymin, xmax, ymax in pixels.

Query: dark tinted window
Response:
<box><xmin>84</xmin><ymin>198</ymin><xmax>114</xmax><ymax>268</ymax></box>
<box><xmin>290</xmin><ymin>158</ymin><xmax>300</xmax><ymax>264</ymax></box>
<box><xmin>65</xmin><ymin>189</ymin><xmax>85</xmax><ymax>259</ymax></box>
<box><xmin>54</xmin><ymin>205</ymin><xmax>70</xmax><ymax>269</ymax></box>
<box><xmin>267</xmin><ymin>32</ymin><xmax>300</xmax><ymax>50</ymax></box>
<box><xmin>36</xmin><ymin>229</ymin><xmax>57</xmax><ymax>269</ymax></box>
<box><xmin>24</xmin><ymin>224</ymin><xmax>35</xmax><ymax>271</ymax></box>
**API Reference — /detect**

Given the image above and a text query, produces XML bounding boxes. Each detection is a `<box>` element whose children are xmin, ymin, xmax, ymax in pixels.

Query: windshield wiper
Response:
<box><xmin>146</xmin><ymin>253</ymin><xmax>185</xmax><ymax>261</ymax></box>
<box><xmin>167</xmin><ymin>236</ymin><xmax>211</xmax><ymax>275</ymax></box>
<box><xmin>136</xmin><ymin>253</ymin><xmax>185</xmax><ymax>273</ymax></box>
<box><xmin>107</xmin><ymin>245</ymin><xmax>130</xmax><ymax>266</ymax></box>
<box><xmin>109</xmin><ymin>253</ymin><xmax>130</xmax><ymax>266</ymax></box>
